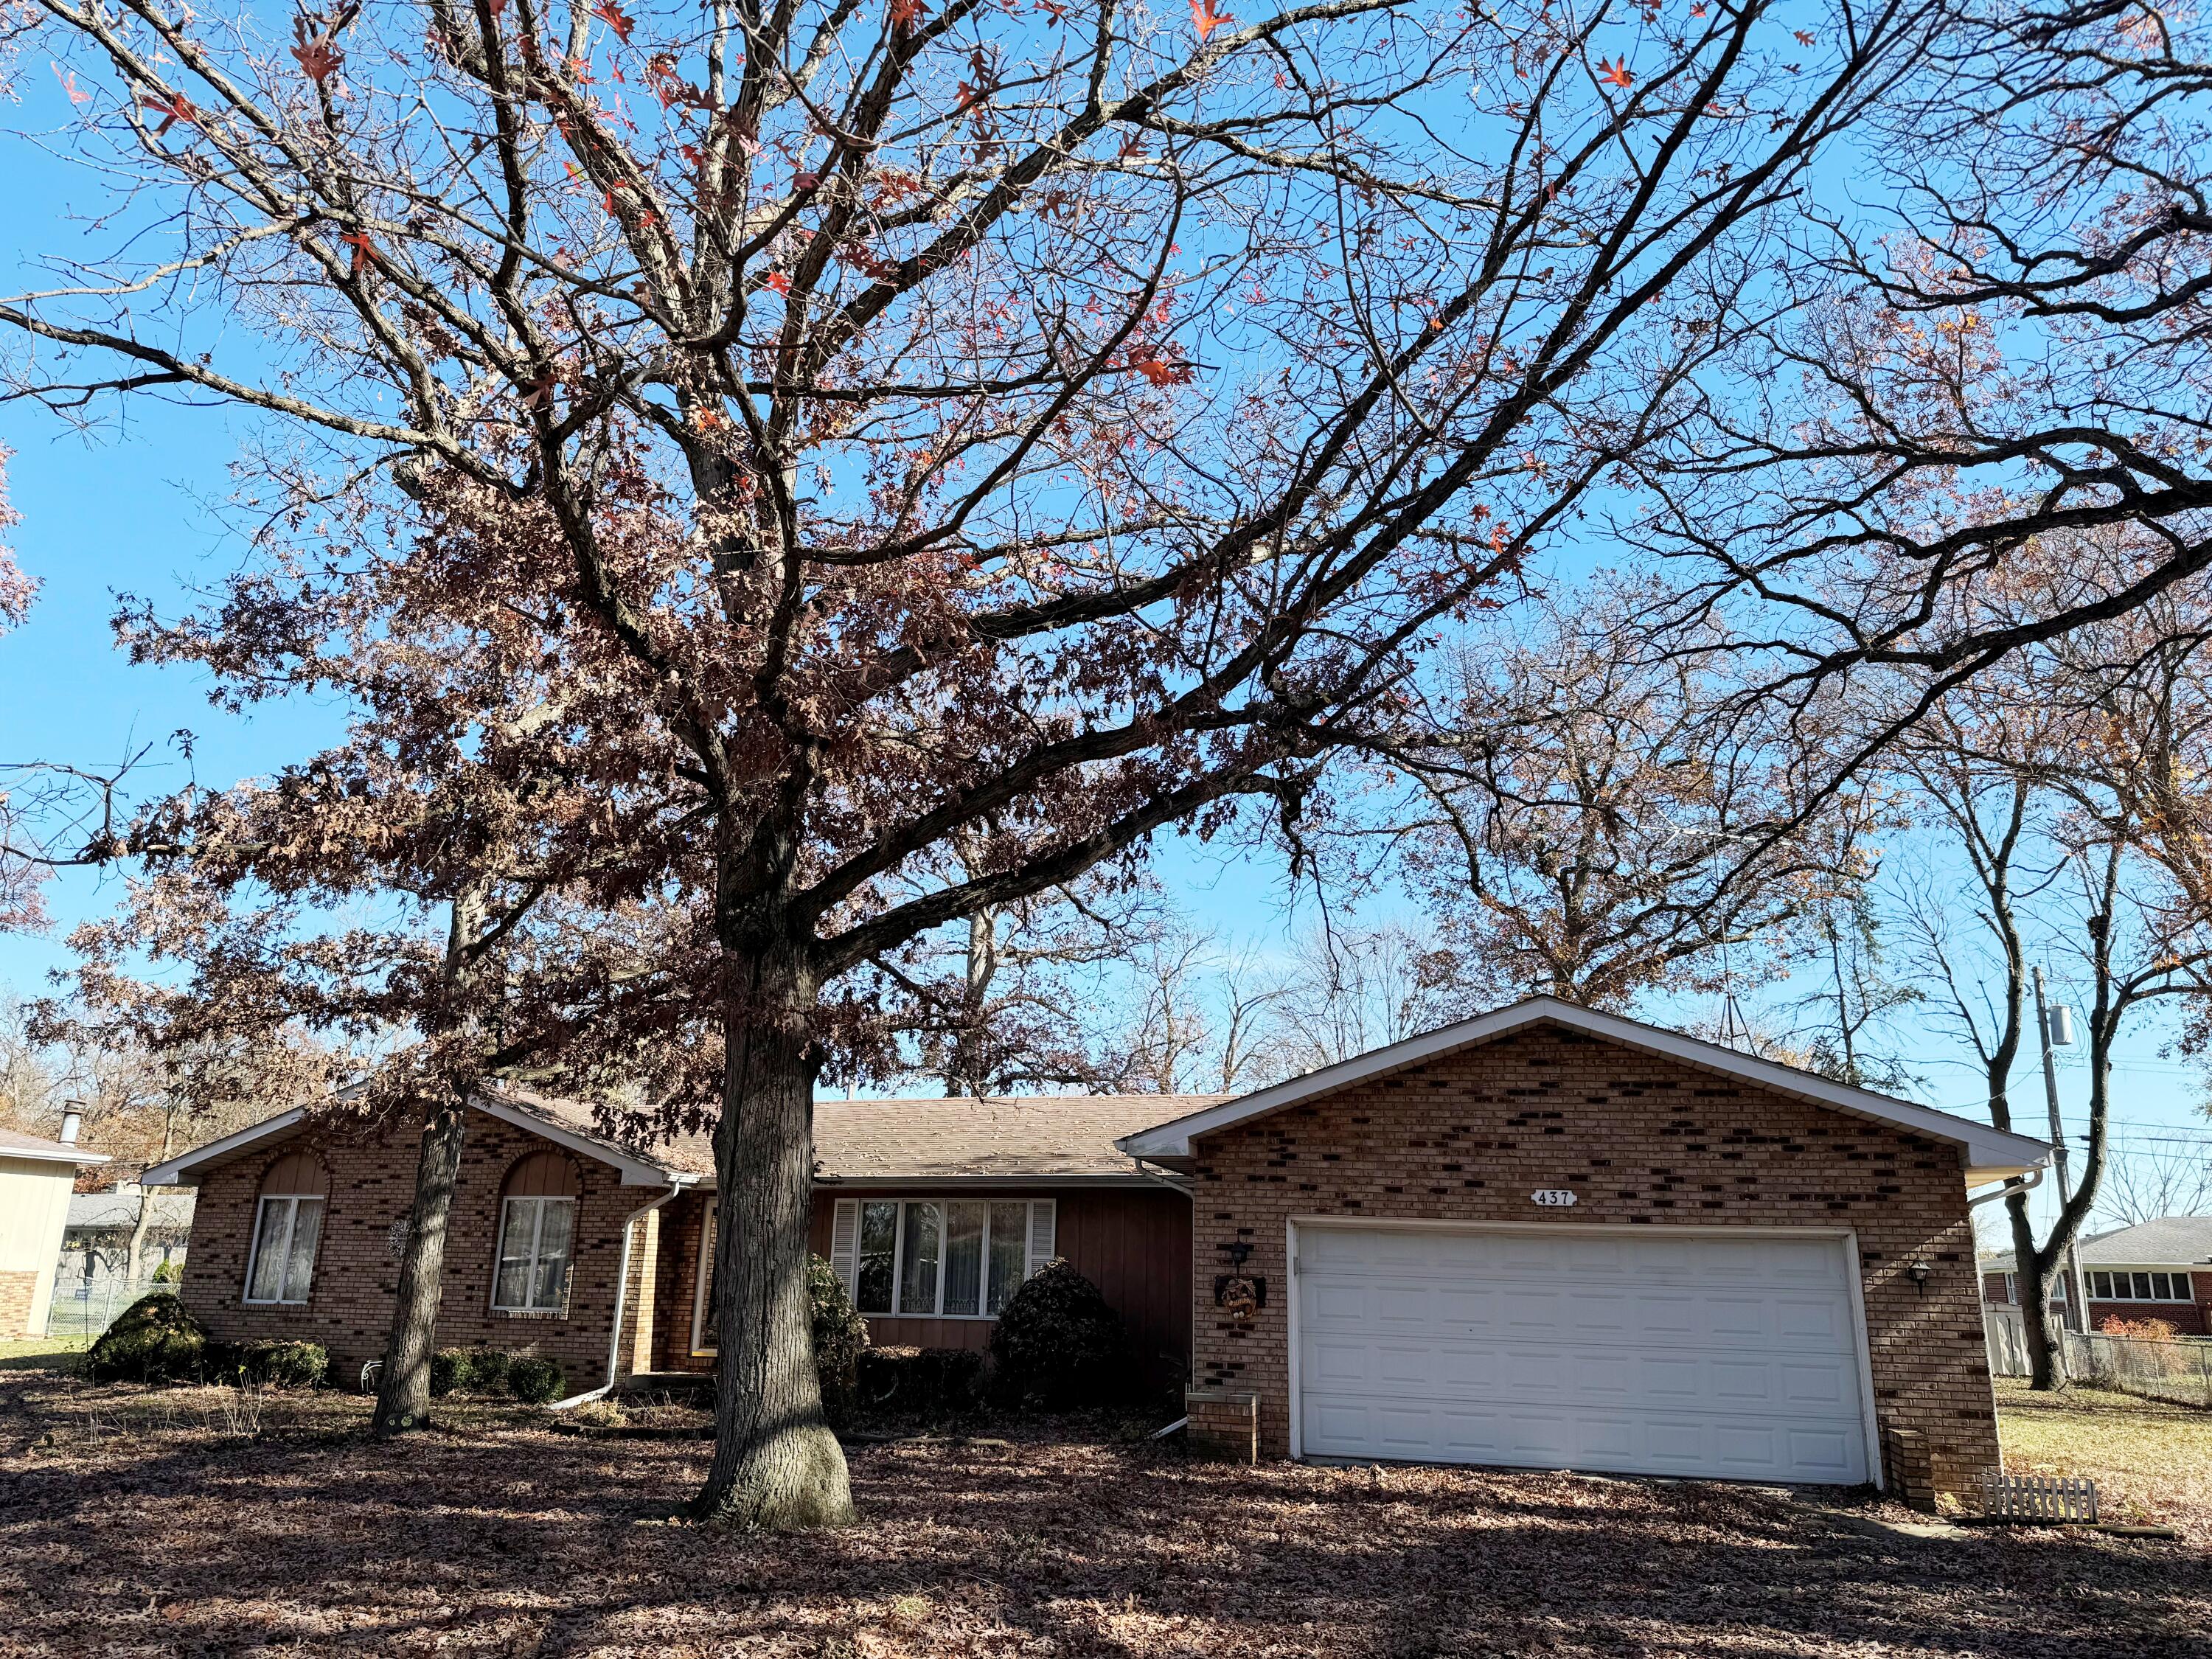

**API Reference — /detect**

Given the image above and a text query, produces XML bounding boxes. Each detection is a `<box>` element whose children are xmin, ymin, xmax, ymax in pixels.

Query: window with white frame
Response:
<box><xmin>246</xmin><ymin>1194</ymin><xmax>326</xmax><ymax>1304</ymax></box>
<box><xmin>829</xmin><ymin>1197</ymin><xmax>1056</xmax><ymax>1318</ymax></box>
<box><xmin>244</xmin><ymin>1152</ymin><xmax>329</xmax><ymax>1306</ymax></box>
<box><xmin>2088</xmin><ymin>1270</ymin><xmax>2192</xmax><ymax>1303</ymax></box>
<box><xmin>2000</xmin><ymin>1272</ymin><xmax>2067</xmax><ymax>1304</ymax></box>
<box><xmin>493</xmin><ymin>1195</ymin><xmax>576</xmax><ymax>1312</ymax></box>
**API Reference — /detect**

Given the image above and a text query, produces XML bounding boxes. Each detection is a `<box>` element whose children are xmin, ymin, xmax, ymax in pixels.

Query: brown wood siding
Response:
<box><xmin>804</xmin><ymin>1185</ymin><xmax>1191</xmax><ymax>1386</ymax></box>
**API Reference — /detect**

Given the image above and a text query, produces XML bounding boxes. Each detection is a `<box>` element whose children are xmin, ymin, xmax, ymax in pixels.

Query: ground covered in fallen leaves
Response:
<box><xmin>4</xmin><ymin>1357</ymin><xmax>2208</xmax><ymax>1658</ymax></box>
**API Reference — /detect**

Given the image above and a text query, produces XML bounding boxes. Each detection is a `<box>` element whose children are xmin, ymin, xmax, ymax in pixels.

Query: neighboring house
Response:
<box><xmin>0</xmin><ymin>1116</ymin><xmax>111</xmax><ymax>1338</ymax></box>
<box><xmin>55</xmin><ymin>1185</ymin><xmax>197</xmax><ymax>1304</ymax></box>
<box><xmin>1980</xmin><ymin>1214</ymin><xmax>2212</xmax><ymax>1335</ymax></box>
<box><xmin>145</xmin><ymin>997</ymin><xmax>2047</xmax><ymax>1499</ymax></box>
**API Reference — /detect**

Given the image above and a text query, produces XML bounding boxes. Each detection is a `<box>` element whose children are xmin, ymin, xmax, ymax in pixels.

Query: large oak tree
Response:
<box><xmin>0</xmin><ymin>0</ymin><xmax>1966</xmax><ymax>1525</ymax></box>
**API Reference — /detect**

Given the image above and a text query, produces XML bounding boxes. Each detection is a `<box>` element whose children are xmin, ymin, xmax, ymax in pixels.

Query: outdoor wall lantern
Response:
<box><xmin>1907</xmin><ymin>1260</ymin><xmax>1933</xmax><ymax>1295</ymax></box>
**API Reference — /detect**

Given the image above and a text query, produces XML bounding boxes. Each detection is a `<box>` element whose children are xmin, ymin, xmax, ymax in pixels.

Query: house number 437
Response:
<box><xmin>1529</xmin><ymin>1189</ymin><xmax>1579</xmax><ymax>1207</ymax></box>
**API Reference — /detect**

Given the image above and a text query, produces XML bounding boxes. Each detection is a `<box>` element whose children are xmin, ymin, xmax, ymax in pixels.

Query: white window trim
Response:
<box><xmin>830</xmin><ymin>1197</ymin><xmax>1057</xmax><ymax>1321</ymax></box>
<box><xmin>2087</xmin><ymin>1268</ymin><xmax>2194</xmax><ymax>1304</ymax></box>
<box><xmin>243</xmin><ymin>1193</ymin><xmax>322</xmax><ymax>1306</ymax></box>
<box><xmin>490</xmin><ymin>1194</ymin><xmax>577</xmax><ymax>1315</ymax></box>
<box><xmin>692</xmin><ymin>1211</ymin><xmax>717</xmax><ymax>1356</ymax></box>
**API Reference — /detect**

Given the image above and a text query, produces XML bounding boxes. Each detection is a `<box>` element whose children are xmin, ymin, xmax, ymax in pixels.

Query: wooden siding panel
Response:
<box><xmin>796</xmin><ymin>1186</ymin><xmax>1191</xmax><ymax>1385</ymax></box>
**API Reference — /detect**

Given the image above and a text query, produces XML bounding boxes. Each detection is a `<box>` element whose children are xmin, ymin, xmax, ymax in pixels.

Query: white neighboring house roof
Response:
<box><xmin>139</xmin><ymin>1095</ymin><xmax>695</xmax><ymax>1190</ymax></box>
<box><xmin>1116</xmin><ymin>995</ymin><xmax>2051</xmax><ymax>1185</ymax></box>
<box><xmin>0</xmin><ymin>1127</ymin><xmax>111</xmax><ymax>1168</ymax></box>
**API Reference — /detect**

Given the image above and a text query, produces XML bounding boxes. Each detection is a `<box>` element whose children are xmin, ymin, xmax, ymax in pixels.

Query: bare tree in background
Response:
<box><xmin>2097</xmin><ymin>1144</ymin><xmax>2212</xmax><ymax>1229</ymax></box>
<box><xmin>1388</xmin><ymin>592</ymin><xmax>1874</xmax><ymax>1011</ymax></box>
<box><xmin>1886</xmin><ymin>554</ymin><xmax>2212</xmax><ymax>1385</ymax></box>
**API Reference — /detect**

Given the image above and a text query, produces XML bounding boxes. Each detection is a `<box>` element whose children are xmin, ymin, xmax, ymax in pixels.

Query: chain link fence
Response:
<box><xmin>45</xmin><ymin>1268</ymin><xmax>171</xmax><ymax>1343</ymax></box>
<box><xmin>1987</xmin><ymin>1306</ymin><xmax>2212</xmax><ymax>1407</ymax></box>
<box><xmin>2064</xmin><ymin>1329</ymin><xmax>2212</xmax><ymax>1409</ymax></box>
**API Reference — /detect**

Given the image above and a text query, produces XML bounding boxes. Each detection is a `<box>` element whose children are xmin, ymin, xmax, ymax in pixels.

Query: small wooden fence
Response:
<box><xmin>1978</xmin><ymin>1470</ymin><xmax>2100</xmax><ymax>1523</ymax></box>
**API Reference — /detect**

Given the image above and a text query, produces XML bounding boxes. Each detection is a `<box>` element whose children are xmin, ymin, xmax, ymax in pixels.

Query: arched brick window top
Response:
<box><xmin>246</xmin><ymin>1147</ymin><xmax>330</xmax><ymax>1306</ymax></box>
<box><xmin>501</xmin><ymin>1148</ymin><xmax>582</xmax><ymax>1199</ymax></box>
<box><xmin>260</xmin><ymin>1147</ymin><xmax>330</xmax><ymax>1197</ymax></box>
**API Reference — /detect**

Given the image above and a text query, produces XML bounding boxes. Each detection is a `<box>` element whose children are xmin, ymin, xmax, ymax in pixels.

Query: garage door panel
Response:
<box><xmin>1776</xmin><ymin>1297</ymin><xmax>1850</xmax><ymax>1341</ymax></box>
<box><xmin>1295</xmin><ymin>1225</ymin><xmax>1870</xmax><ymax>1484</ymax></box>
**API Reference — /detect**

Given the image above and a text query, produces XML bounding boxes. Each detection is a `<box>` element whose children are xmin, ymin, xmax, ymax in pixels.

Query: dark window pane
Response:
<box><xmin>943</xmin><ymin>1203</ymin><xmax>984</xmax><ymax>1316</ymax></box>
<box><xmin>533</xmin><ymin>1199</ymin><xmax>574</xmax><ymax>1310</ymax></box>
<box><xmin>857</xmin><ymin>1201</ymin><xmax>897</xmax><ymax>1315</ymax></box>
<box><xmin>495</xmin><ymin>1199</ymin><xmax>537</xmax><ymax>1309</ymax></box>
<box><xmin>900</xmin><ymin>1202</ymin><xmax>942</xmax><ymax>1315</ymax></box>
<box><xmin>987</xmin><ymin>1202</ymin><xmax>1027</xmax><ymax>1315</ymax></box>
<box><xmin>285</xmin><ymin>1198</ymin><xmax>324</xmax><ymax>1303</ymax></box>
<box><xmin>2135</xmin><ymin>1272</ymin><xmax>2153</xmax><ymax>1300</ymax></box>
<box><xmin>248</xmin><ymin>1200</ymin><xmax>291</xmax><ymax>1302</ymax></box>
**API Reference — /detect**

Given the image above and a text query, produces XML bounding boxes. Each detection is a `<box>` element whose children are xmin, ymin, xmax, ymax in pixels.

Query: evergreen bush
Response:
<box><xmin>82</xmin><ymin>1292</ymin><xmax>211</xmax><ymax>1385</ymax></box>
<box><xmin>808</xmin><ymin>1253</ymin><xmax>869</xmax><ymax>1427</ymax></box>
<box><xmin>988</xmin><ymin>1259</ymin><xmax>1128</xmax><ymax>1408</ymax></box>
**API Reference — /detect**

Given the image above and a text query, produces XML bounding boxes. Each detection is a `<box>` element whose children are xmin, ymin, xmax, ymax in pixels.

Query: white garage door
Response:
<box><xmin>1293</xmin><ymin>1224</ymin><xmax>1873</xmax><ymax>1484</ymax></box>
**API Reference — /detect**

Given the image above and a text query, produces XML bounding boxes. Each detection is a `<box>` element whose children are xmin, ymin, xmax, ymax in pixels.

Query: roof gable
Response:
<box><xmin>1117</xmin><ymin>996</ymin><xmax>2050</xmax><ymax>1184</ymax></box>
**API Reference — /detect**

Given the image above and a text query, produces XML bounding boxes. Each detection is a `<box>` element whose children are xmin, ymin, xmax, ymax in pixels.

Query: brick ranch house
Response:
<box><xmin>147</xmin><ymin>998</ymin><xmax>2047</xmax><ymax>1498</ymax></box>
<box><xmin>1981</xmin><ymin>1214</ymin><xmax>2212</xmax><ymax>1335</ymax></box>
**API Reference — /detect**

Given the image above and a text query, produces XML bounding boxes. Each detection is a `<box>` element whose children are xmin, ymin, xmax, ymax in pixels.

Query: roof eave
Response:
<box><xmin>1119</xmin><ymin>998</ymin><xmax>2052</xmax><ymax>1178</ymax></box>
<box><xmin>1</xmin><ymin>1144</ymin><xmax>111</xmax><ymax>1167</ymax></box>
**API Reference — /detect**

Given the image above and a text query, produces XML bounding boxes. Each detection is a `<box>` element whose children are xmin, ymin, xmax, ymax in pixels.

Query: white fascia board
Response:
<box><xmin>139</xmin><ymin>1108</ymin><xmax>307</xmax><ymax>1186</ymax></box>
<box><xmin>1117</xmin><ymin>996</ymin><xmax>2051</xmax><ymax>1178</ymax></box>
<box><xmin>3</xmin><ymin>1144</ymin><xmax>111</xmax><ymax>1168</ymax></box>
<box><xmin>143</xmin><ymin>1097</ymin><xmax>690</xmax><ymax>1190</ymax></box>
<box><xmin>467</xmin><ymin>1093</ymin><xmax>688</xmax><ymax>1187</ymax></box>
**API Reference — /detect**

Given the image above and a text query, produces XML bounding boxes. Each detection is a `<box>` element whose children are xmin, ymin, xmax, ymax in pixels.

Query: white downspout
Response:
<box><xmin>549</xmin><ymin>1180</ymin><xmax>689</xmax><ymax>1411</ymax></box>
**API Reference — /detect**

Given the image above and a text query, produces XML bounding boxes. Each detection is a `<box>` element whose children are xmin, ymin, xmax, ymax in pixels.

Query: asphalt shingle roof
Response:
<box><xmin>495</xmin><ymin>1088</ymin><xmax>1228</xmax><ymax>1183</ymax></box>
<box><xmin>1979</xmin><ymin>1214</ymin><xmax>2212</xmax><ymax>1273</ymax></box>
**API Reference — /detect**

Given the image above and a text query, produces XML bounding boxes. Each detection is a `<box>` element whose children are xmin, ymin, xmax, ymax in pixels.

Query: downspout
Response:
<box><xmin>549</xmin><ymin>1179</ymin><xmax>690</xmax><ymax>1411</ymax></box>
<box><xmin>1969</xmin><ymin>1167</ymin><xmax>2042</xmax><ymax>1209</ymax></box>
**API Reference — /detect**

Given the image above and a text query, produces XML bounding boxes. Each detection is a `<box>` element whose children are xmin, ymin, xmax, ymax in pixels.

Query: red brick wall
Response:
<box><xmin>1186</xmin><ymin>1024</ymin><xmax>2003</xmax><ymax>1496</ymax></box>
<box><xmin>0</xmin><ymin>1269</ymin><xmax>35</xmax><ymax>1338</ymax></box>
<box><xmin>179</xmin><ymin>1116</ymin><xmax>658</xmax><ymax>1389</ymax></box>
<box><xmin>654</xmin><ymin>1184</ymin><xmax>1194</xmax><ymax>1385</ymax></box>
<box><xmin>2086</xmin><ymin>1298</ymin><xmax>2209</xmax><ymax>1336</ymax></box>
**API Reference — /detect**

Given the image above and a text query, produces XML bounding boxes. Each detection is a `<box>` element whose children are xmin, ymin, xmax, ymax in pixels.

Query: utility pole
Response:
<box><xmin>2032</xmin><ymin>966</ymin><xmax>2092</xmax><ymax>1343</ymax></box>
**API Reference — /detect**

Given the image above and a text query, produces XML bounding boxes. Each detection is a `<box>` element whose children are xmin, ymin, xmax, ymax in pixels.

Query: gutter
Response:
<box><xmin>1969</xmin><ymin>1167</ymin><xmax>2042</xmax><ymax>1210</ymax></box>
<box><xmin>549</xmin><ymin>1178</ymin><xmax>692</xmax><ymax>1411</ymax></box>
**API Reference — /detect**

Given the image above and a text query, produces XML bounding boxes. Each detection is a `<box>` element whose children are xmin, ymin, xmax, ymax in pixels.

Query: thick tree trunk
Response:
<box><xmin>372</xmin><ymin>1098</ymin><xmax>468</xmax><ymax>1434</ymax></box>
<box><xmin>2007</xmin><ymin>1189</ymin><xmax>2065</xmax><ymax>1391</ymax></box>
<box><xmin>690</xmin><ymin>950</ymin><xmax>854</xmax><ymax>1529</ymax></box>
<box><xmin>125</xmin><ymin>1191</ymin><xmax>154</xmax><ymax>1286</ymax></box>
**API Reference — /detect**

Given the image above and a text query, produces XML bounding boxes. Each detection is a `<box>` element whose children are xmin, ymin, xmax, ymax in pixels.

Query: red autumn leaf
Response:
<box><xmin>292</xmin><ymin>35</ymin><xmax>342</xmax><ymax>83</ymax></box>
<box><xmin>52</xmin><ymin>64</ymin><xmax>91</xmax><ymax>106</ymax></box>
<box><xmin>1794</xmin><ymin>29</ymin><xmax>1815</xmax><ymax>45</ymax></box>
<box><xmin>339</xmin><ymin>229</ymin><xmax>375</xmax><ymax>274</ymax></box>
<box><xmin>592</xmin><ymin>1</ymin><xmax>634</xmax><ymax>43</ymax></box>
<box><xmin>889</xmin><ymin>0</ymin><xmax>925</xmax><ymax>28</ymax></box>
<box><xmin>1689</xmin><ymin>2</ymin><xmax>1706</xmax><ymax>13</ymax></box>
<box><xmin>139</xmin><ymin>89</ymin><xmax>200</xmax><ymax>134</ymax></box>
<box><xmin>1131</xmin><ymin>354</ymin><xmax>1194</xmax><ymax>386</ymax></box>
<box><xmin>1190</xmin><ymin>0</ymin><xmax>1234</xmax><ymax>41</ymax></box>
<box><xmin>762</xmin><ymin>271</ymin><xmax>793</xmax><ymax>293</ymax></box>
<box><xmin>1599</xmin><ymin>58</ymin><xmax>1634</xmax><ymax>88</ymax></box>
<box><xmin>1037</xmin><ymin>0</ymin><xmax>1068</xmax><ymax>20</ymax></box>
